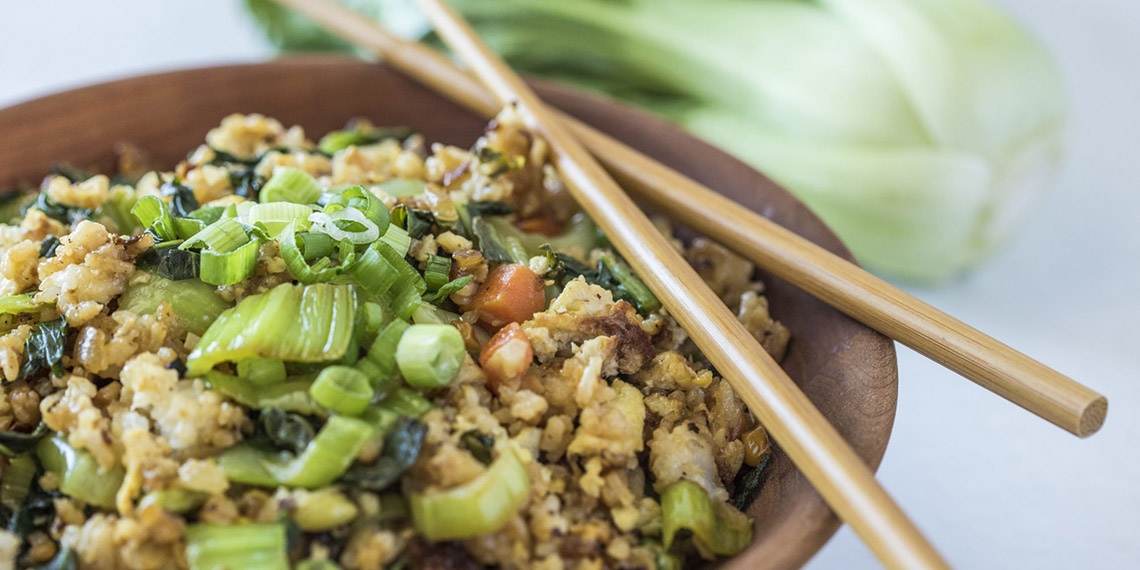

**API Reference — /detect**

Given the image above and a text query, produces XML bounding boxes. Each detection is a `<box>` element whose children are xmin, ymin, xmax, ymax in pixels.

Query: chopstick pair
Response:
<box><xmin>269</xmin><ymin>0</ymin><xmax>1103</xmax><ymax>567</ymax></box>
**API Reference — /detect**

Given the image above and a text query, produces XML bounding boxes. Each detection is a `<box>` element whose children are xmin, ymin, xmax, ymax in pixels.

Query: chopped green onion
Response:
<box><xmin>410</xmin><ymin>448</ymin><xmax>530</xmax><ymax>541</ymax></box>
<box><xmin>599</xmin><ymin>252</ymin><xmax>662</xmax><ymax>314</ymax></box>
<box><xmin>219</xmin><ymin>415</ymin><xmax>374</xmax><ymax>488</ymax></box>
<box><xmin>374</xmin><ymin>242</ymin><xmax>425</xmax><ymax>319</ymax></box>
<box><xmin>422</xmin><ymin>275</ymin><xmax>472</xmax><ymax>305</ymax></box>
<box><xmin>396</xmin><ymin>324</ymin><xmax>465</xmax><ymax>389</ymax></box>
<box><xmin>0</xmin><ymin>293</ymin><xmax>40</xmax><ymax>315</ymax></box>
<box><xmin>200</xmin><ymin>238</ymin><xmax>261</xmax><ymax>286</ymax></box>
<box><xmin>310</xmin><ymin>366</ymin><xmax>373</xmax><ymax>416</ymax></box>
<box><xmin>180</xmin><ymin>216</ymin><xmax>249</xmax><ymax>253</ymax></box>
<box><xmin>348</xmin><ymin>246</ymin><xmax>399</xmax><ymax>299</ymax></box>
<box><xmin>308</xmin><ymin>207</ymin><xmax>380</xmax><ymax>244</ymax></box>
<box><xmin>119</xmin><ymin>271</ymin><xmax>232</xmax><ymax>336</ymax></box>
<box><xmin>378</xmin><ymin>178</ymin><xmax>426</xmax><ymax>198</ymax></box>
<box><xmin>188</xmin><ymin>206</ymin><xmax>226</xmax><ymax>225</ymax></box>
<box><xmin>237</xmin><ymin>358</ymin><xmax>287</xmax><ymax>385</ymax></box>
<box><xmin>379</xmin><ymin>387</ymin><xmax>434</xmax><ymax>418</ymax></box>
<box><xmin>365</xmin><ymin>319</ymin><xmax>409</xmax><ymax>383</ymax></box>
<box><xmin>37</xmin><ymin>436</ymin><xmax>125</xmax><ymax>509</ymax></box>
<box><xmin>259</xmin><ymin>166</ymin><xmax>322</xmax><ymax>205</ymax></box>
<box><xmin>661</xmin><ymin>480</ymin><xmax>753</xmax><ymax>557</ymax></box>
<box><xmin>204</xmin><ymin>372</ymin><xmax>321</xmax><ymax>415</ymax></box>
<box><xmin>131</xmin><ymin>195</ymin><xmax>178</xmax><ymax>241</ymax></box>
<box><xmin>187</xmin><ymin>283</ymin><xmax>356</xmax><ymax>376</ymax></box>
<box><xmin>378</xmin><ymin>225</ymin><xmax>411</xmax><ymax>257</ymax></box>
<box><xmin>295</xmin><ymin>560</ymin><xmax>343</xmax><ymax>570</ymax></box>
<box><xmin>186</xmin><ymin>523</ymin><xmax>289</xmax><ymax>570</ymax></box>
<box><xmin>410</xmin><ymin>302</ymin><xmax>460</xmax><ymax>326</ymax></box>
<box><xmin>296</xmin><ymin>231</ymin><xmax>336</xmax><ymax>261</ymax></box>
<box><xmin>423</xmin><ymin>255</ymin><xmax>451</xmax><ymax>291</ymax></box>
<box><xmin>279</xmin><ymin>221</ymin><xmax>353</xmax><ymax>284</ymax></box>
<box><xmin>341</xmin><ymin>185</ymin><xmax>391</xmax><ymax>232</ymax></box>
<box><xmin>359</xmin><ymin>302</ymin><xmax>391</xmax><ymax>344</ymax></box>
<box><xmin>138</xmin><ymin>488</ymin><xmax>210</xmax><ymax>514</ymax></box>
<box><xmin>173</xmin><ymin>217</ymin><xmax>207</xmax><ymax>240</ymax></box>
<box><xmin>248</xmin><ymin>202</ymin><xmax>312</xmax><ymax>238</ymax></box>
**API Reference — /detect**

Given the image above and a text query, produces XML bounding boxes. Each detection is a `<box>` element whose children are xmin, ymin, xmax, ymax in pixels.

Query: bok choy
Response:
<box><xmin>248</xmin><ymin>0</ymin><xmax>1067</xmax><ymax>282</ymax></box>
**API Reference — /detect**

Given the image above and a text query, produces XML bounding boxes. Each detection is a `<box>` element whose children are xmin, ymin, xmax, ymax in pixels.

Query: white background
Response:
<box><xmin>1</xmin><ymin>1</ymin><xmax>1137</xmax><ymax>568</ymax></box>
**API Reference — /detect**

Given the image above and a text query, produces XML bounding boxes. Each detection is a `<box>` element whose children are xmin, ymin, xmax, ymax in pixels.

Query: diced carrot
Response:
<box><xmin>479</xmin><ymin>322</ymin><xmax>533</xmax><ymax>392</ymax></box>
<box><xmin>468</xmin><ymin>264</ymin><xmax>545</xmax><ymax>329</ymax></box>
<box><xmin>515</xmin><ymin>217</ymin><xmax>563</xmax><ymax>237</ymax></box>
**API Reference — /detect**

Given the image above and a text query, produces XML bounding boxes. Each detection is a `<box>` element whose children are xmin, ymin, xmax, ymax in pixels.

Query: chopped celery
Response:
<box><xmin>661</xmin><ymin>480</ymin><xmax>753</xmax><ymax>557</ymax></box>
<box><xmin>186</xmin><ymin>283</ymin><xmax>355</xmax><ymax>376</ymax></box>
<box><xmin>219</xmin><ymin>415</ymin><xmax>373</xmax><ymax>488</ymax></box>
<box><xmin>36</xmin><ymin>436</ymin><xmax>124</xmax><ymax>509</ymax></box>
<box><xmin>119</xmin><ymin>271</ymin><xmax>232</xmax><ymax>336</ymax></box>
<box><xmin>185</xmin><ymin>523</ymin><xmax>289</xmax><ymax>570</ymax></box>
<box><xmin>410</xmin><ymin>448</ymin><xmax>530</xmax><ymax>541</ymax></box>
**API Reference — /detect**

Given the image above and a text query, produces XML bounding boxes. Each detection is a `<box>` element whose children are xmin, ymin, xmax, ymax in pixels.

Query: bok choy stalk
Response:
<box><xmin>248</xmin><ymin>0</ymin><xmax>1066</xmax><ymax>282</ymax></box>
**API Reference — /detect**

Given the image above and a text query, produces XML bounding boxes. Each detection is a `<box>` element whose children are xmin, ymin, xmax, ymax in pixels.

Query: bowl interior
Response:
<box><xmin>0</xmin><ymin>57</ymin><xmax>897</xmax><ymax>570</ymax></box>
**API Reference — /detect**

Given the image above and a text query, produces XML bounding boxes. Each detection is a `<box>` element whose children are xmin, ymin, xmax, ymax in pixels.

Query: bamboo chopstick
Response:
<box><xmin>268</xmin><ymin>0</ymin><xmax>1107</xmax><ymax>438</ymax></box>
<box><xmin>404</xmin><ymin>0</ymin><xmax>950</xmax><ymax>568</ymax></box>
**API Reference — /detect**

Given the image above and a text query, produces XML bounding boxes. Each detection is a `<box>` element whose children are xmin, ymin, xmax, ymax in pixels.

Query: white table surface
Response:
<box><xmin>2</xmin><ymin>1</ymin><xmax>1137</xmax><ymax>568</ymax></box>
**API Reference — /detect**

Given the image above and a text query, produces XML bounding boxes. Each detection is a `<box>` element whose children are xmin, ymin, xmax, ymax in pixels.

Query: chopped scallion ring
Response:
<box><xmin>308</xmin><ymin>207</ymin><xmax>380</xmax><ymax>244</ymax></box>
<box><xmin>395</xmin><ymin>324</ymin><xmax>465</xmax><ymax>389</ymax></box>
<box><xmin>260</xmin><ymin>166</ymin><xmax>322</xmax><ymax>205</ymax></box>
<box><xmin>310</xmin><ymin>366</ymin><xmax>373</xmax><ymax>416</ymax></box>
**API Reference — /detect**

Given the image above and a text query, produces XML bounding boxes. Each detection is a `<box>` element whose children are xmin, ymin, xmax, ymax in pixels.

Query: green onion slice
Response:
<box><xmin>341</xmin><ymin>185</ymin><xmax>391</xmax><ymax>231</ymax></box>
<box><xmin>179</xmin><ymin>216</ymin><xmax>249</xmax><ymax>253</ymax></box>
<box><xmin>248</xmin><ymin>202</ymin><xmax>312</xmax><ymax>238</ymax></box>
<box><xmin>185</xmin><ymin>523</ymin><xmax>289</xmax><ymax>570</ymax></box>
<box><xmin>308</xmin><ymin>207</ymin><xmax>380</xmax><ymax>245</ymax></box>
<box><xmin>396</xmin><ymin>324</ymin><xmax>465</xmax><ymax>389</ymax></box>
<box><xmin>131</xmin><ymin>195</ymin><xmax>178</xmax><ymax>241</ymax></box>
<box><xmin>423</xmin><ymin>255</ymin><xmax>451</xmax><ymax>291</ymax></box>
<box><xmin>378</xmin><ymin>225</ymin><xmax>411</xmax><ymax>257</ymax></box>
<box><xmin>200</xmin><ymin>238</ymin><xmax>260</xmax><ymax>286</ymax></box>
<box><xmin>219</xmin><ymin>415</ymin><xmax>373</xmax><ymax>488</ymax></box>
<box><xmin>310</xmin><ymin>366</ymin><xmax>373</xmax><ymax>416</ymax></box>
<box><xmin>259</xmin><ymin>166</ymin><xmax>322</xmax><ymax>205</ymax></box>
<box><xmin>410</xmin><ymin>448</ymin><xmax>530</xmax><ymax>541</ymax></box>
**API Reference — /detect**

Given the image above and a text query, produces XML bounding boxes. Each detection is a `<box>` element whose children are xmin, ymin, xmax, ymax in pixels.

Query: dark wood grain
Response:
<box><xmin>0</xmin><ymin>57</ymin><xmax>897</xmax><ymax>570</ymax></box>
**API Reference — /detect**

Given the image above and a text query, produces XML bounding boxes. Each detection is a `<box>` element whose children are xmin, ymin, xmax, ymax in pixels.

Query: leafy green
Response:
<box><xmin>22</xmin><ymin>192</ymin><xmax>91</xmax><ymax>225</ymax></box>
<box><xmin>339</xmin><ymin>416</ymin><xmax>426</xmax><ymax>491</ymax></box>
<box><xmin>161</xmin><ymin>178</ymin><xmax>200</xmax><ymax>218</ymax></box>
<box><xmin>731</xmin><ymin>453</ymin><xmax>771</xmax><ymax>512</ymax></box>
<box><xmin>422</xmin><ymin>275</ymin><xmax>471</xmax><ymax>305</ymax></box>
<box><xmin>460</xmin><ymin>430</ymin><xmax>494</xmax><ymax>465</ymax></box>
<box><xmin>38</xmin><ymin>236</ymin><xmax>60</xmax><ymax>259</ymax></box>
<box><xmin>137</xmin><ymin>242</ymin><xmax>200</xmax><ymax>281</ymax></box>
<box><xmin>0</xmin><ymin>424</ymin><xmax>50</xmax><ymax>458</ymax></box>
<box><xmin>542</xmin><ymin>246</ymin><xmax>659</xmax><ymax>314</ymax></box>
<box><xmin>19</xmin><ymin>317</ymin><xmax>69</xmax><ymax>380</ymax></box>
<box><xmin>48</xmin><ymin>164</ymin><xmax>93</xmax><ymax>183</ymax></box>
<box><xmin>256</xmin><ymin>408</ymin><xmax>316</xmax><ymax>455</ymax></box>
<box><xmin>246</xmin><ymin>0</ymin><xmax>1068</xmax><ymax>282</ymax></box>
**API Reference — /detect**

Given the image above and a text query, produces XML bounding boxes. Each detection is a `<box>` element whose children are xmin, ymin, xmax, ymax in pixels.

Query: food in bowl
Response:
<box><xmin>0</xmin><ymin>108</ymin><xmax>790</xmax><ymax>569</ymax></box>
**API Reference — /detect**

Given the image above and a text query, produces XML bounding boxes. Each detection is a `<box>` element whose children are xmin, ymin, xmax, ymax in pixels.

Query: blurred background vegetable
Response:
<box><xmin>246</xmin><ymin>0</ymin><xmax>1066</xmax><ymax>283</ymax></box>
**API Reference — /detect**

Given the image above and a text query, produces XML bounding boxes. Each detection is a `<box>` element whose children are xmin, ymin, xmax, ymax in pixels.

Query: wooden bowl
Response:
<box><xmin>0</xmin><ymin>57</ymin><xmax>898</xmax><ymax>569</ymax></box>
